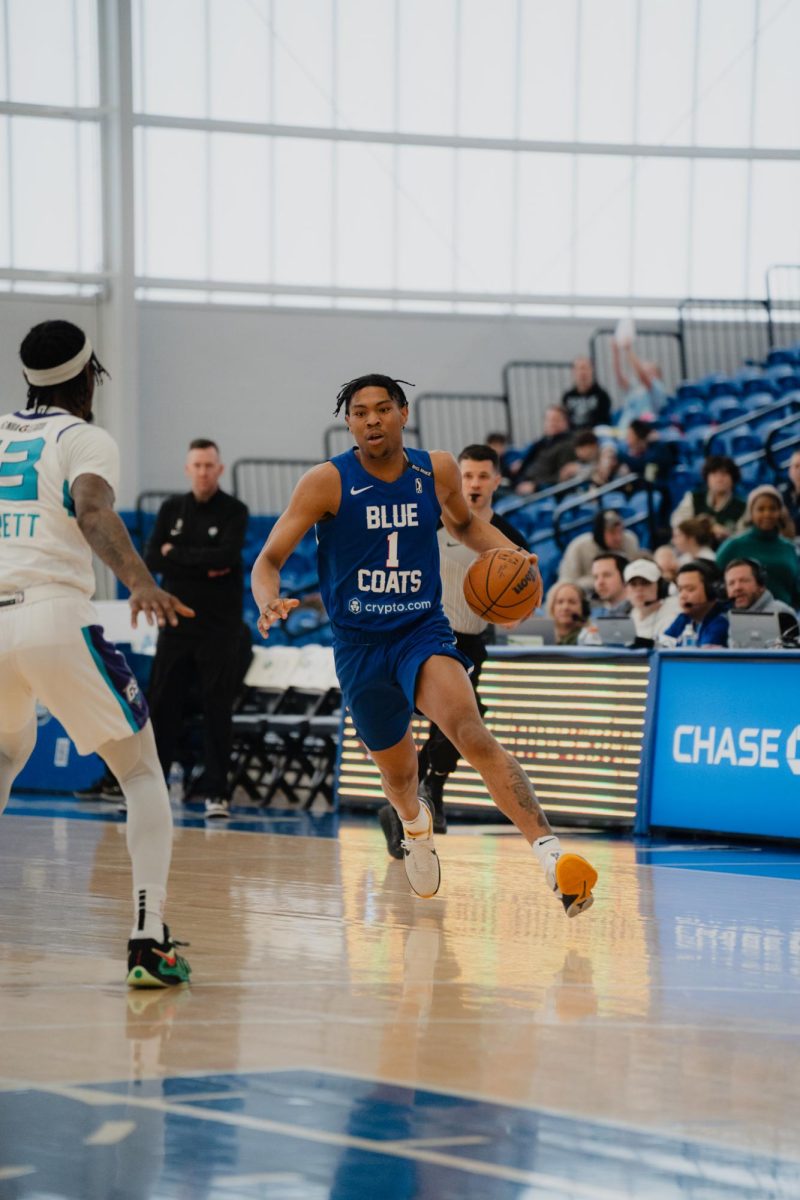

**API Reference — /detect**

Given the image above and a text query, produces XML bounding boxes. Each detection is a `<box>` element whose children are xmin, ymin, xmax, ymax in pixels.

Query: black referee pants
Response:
<box><xmin>148</xmin><ymin>630</ymin><xmax>242</xmax><ymax>799</ymax></box>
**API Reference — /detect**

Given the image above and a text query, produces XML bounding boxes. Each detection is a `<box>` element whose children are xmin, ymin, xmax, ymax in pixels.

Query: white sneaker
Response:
<box><xmin>401</xmin><ymin>800</ymin><xmax>441</xmax><ymax>898</ymax></box>
<box><xmin>545</xmin><ymin>851</ymin><xmax>598</xmax><ymax>918</ymax></box>
<box><xmin>204</xmin><ymin>797</ymin><xmax>230</xmax><ymax>819</ymax></box>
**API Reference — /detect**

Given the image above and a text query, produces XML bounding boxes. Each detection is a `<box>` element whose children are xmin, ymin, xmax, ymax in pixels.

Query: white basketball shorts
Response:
<box><xmin>0</xmin><ymin>590</ymin><xmax>148</xmax><ymax>754</ymax></box>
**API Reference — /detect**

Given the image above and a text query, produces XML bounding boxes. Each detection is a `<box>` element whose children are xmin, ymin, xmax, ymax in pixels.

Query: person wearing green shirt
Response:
<box><xmin>716</xmin><ymin>485</ymin><xmax>800</xmax><ymax>607</ymax></box>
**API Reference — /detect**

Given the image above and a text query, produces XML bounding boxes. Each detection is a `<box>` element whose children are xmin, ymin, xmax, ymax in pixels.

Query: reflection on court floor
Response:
<box><xmin>2</xmin><ymin>802</ymin><xmax>800</xmax><ymax>1198</ymax></box>
<box><xmin>3</xmin><ymin>1068</ymin><xmax>798</xmax><ymax>1199</ymax></box>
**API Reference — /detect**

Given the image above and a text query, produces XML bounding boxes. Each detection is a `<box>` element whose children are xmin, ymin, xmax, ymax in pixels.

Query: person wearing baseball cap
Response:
<box><xmin>624</xmin><ymin>558</ymin><xmax>680</xmax><ymax>642</ymax></box>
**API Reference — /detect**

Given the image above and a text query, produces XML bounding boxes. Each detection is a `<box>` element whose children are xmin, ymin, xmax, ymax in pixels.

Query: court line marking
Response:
<box><xmin>84</xmin><ymin>1120</ymin><xmax>136</xmax><ymax>1146</ymax></box>
<box><xmin>215</xmin><ymin>1172</ymin><xmax>304</xmax><ymax>1186</ymax></box>
<box><xmin>0</xmin><ymin>1167</ymin><xmax>35</xmax><ymax>1181</ymax></box>
<box><xmin>30</xmin><ymin>1082</ymin><xmax>634</xmax><ymax>1200</ymax></box>
<box><xmin>4</xmin><ymin>1067</ymin><xmax>800</xmax><ymax>1170</ymax></box>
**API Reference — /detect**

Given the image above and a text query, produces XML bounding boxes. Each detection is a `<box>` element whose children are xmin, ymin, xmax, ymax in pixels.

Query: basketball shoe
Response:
<box><xmin>204</xmin><ymin>797</ymin><xmax>230</xmax><ymax>819</ymax></box>
<box><xmin>545</xmin><ymin>852</ymin><xmax>598</xmax><ymax>918</ymax></box>
<box><xmin>401</xmin><ymin>800</ymin><xmax>441</xmax><ymax>899</ymax></box>
<box><xmin>379</xmin><ymin>804</ymin><xmax>404</xmax><ymax>859</ymax></box>
<box><xmin>127</xmin><ymin>927</ymin><xmax>192</xmax><ymax>988</ymax></box>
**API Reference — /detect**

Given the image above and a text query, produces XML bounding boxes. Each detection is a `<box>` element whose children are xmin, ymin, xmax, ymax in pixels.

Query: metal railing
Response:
<box><xmin>322</xmin><ymin>424</ymin><xmax>419</xmax><ymax>459</ymax></box>
<box><xmin>590</xmin><ymin>327</ymin><xmax>685</xmax><ymax>407</ymax></box>
<box><xmin>232</xmin><ymin>458</ymin><xmax>317</xmax><ymax>513</ymax></box>
<box><xmin>551</xmin><ymin>474</ymin><xmax>664</xmax><ymax>550</ymax></box>
<box><xmin>704</xmin><ymin>393</ymin><xmax>800</xmax><ymax>456</ymax></box>
<box><xmin>415</xmin><ymin>392</ymin><xmax>510</xmax><ymax>456</ymax></box>
<box><xmin>765</xmin><ymin>412</ymin><xmax>800</xmax><ymax>473</ymax></box>
<box><xmin>678</xmin><ymin>298</ymin><xmax>773</xmax><ymax>381</ymax></box>
<box><xmin>502</xmin><ymin>360</ymin><xmax>573</xmax><ymax>446</ymax></box>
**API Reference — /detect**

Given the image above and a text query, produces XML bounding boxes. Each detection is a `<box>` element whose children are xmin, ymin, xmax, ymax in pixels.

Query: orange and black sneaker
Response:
<box><xmin>546</xmin><ymin>853</ymin><xmax>598</xmax><ymax>918</ymax></box>
<box><xmin>127</xmin><ymin>927</ymin><xmax>191</xmax><ymax>988</ymax></box>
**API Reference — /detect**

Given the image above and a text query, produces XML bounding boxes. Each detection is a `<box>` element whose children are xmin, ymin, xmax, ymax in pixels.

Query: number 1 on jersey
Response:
<box><xmin>386</xmin><ymin>530</ymin><xmax>399</xmax><ymax>568</ymax></box>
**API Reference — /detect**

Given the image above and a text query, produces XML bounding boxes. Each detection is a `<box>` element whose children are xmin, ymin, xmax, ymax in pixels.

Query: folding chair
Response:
<box><xmin>228</xmin><ymin>646</ymin><xmax>301</xmax><ymax>801</ymax></box>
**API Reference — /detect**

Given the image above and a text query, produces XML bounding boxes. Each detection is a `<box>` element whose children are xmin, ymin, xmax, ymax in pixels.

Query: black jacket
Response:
<box><xmin>145</xmin><ymin>490</ymin><xmax>249</xmax><ymax>636</ymax></box>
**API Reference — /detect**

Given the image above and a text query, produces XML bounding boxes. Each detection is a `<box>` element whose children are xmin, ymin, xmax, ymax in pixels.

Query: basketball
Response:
<box><xmin>463</xmin><ymin>548</ymin><xmax>542</xmax><ymax>623</ymax></box>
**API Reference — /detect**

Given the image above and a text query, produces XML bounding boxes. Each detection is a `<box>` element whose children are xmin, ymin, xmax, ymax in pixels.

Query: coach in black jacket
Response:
<box><xmin>145</xmin><ymin>438</ymin><xmax>249</xmax><ymax>818</ymax></box>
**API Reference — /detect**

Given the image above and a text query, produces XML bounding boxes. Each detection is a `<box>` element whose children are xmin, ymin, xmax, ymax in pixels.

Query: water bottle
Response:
<box><xmin>681</xmin><ymin>622</ymin><xmax>698</xmax><ymax>648</ymax></box>
<box><xmin>168</xmin><ymin>762</ymin><xmax>184</xmax><ymax>804</ymax></box>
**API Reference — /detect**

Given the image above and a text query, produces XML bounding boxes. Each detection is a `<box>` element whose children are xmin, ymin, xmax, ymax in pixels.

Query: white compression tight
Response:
<box><xmin>0</xmin><ymin>718</ymin><xmax>37</xmax><ymax>815</ymax></box>
<box><xmin>100</xmin><ymin>721</ymin><xmax>173</xmax><ymax>940</ymax></box>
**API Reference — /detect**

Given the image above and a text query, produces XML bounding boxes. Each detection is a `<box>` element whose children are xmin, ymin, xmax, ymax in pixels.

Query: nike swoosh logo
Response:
<box><xmin>350</xmin><ymin>485</ymin><xmax>373</xmax><ymax>495</ymax></box>
<box><xmin>153</xmin><ymin>949</ymin><xmax>178</xmax><ymax>967</ymax></box>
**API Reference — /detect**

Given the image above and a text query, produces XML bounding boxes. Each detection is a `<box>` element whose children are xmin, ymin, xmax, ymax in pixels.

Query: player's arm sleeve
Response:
<box><xmin>61</xmin><ymin>425</ymin><xmax>120</xmax><ymax>498</ymax></box>
<box><xmin>165</xmin><ymin>503</ymin><xmax>249</xmax><ymax>568</ymax></box>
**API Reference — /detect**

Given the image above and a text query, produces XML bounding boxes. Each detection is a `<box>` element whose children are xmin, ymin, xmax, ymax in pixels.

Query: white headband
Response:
<box><xmin>23</xmin><ymin>338</ymin><xmax>93</xmax><ymax>387</ymax></box>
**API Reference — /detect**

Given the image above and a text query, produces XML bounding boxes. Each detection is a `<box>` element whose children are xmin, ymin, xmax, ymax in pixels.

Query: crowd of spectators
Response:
<box><xmin>496</xmin><ymin>340</ymin><xmax>800</xmax><ymax>652</ymax></box>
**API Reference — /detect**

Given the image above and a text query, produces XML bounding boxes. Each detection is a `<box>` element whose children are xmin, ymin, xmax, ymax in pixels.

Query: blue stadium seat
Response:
<box><xmin>708</xmin><ymin>397</ymin><xmax>742</xmax><ymax>423</ymax></box>
<box><xmin>709</xmin><ymin>379</ymin><xmax>742</xmax><ymax>398</ymax></box>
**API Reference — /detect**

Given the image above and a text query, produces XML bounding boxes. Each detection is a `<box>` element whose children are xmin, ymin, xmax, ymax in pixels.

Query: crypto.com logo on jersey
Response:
<box><xmin>648</xmin><ymin>655</ymin><xmax>800</xmax><ymax>838</ymax></box>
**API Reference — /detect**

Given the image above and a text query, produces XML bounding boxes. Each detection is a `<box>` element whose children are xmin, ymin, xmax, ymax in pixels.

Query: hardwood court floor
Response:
<box><xmin>1</xmin><ymin>802</ymin><xmax>799</xmax><ymax>1198</ymax></box>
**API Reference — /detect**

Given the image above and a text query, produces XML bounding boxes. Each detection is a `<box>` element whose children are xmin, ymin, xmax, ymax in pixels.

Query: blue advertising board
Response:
<box><xmin>646</xmin><ymin>652</ymin><xmax>800</xmax><ymax>839</ymax></box>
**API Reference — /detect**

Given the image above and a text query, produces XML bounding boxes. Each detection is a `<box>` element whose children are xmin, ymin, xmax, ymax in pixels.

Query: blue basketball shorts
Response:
<box><xmin>332</xmin><ymin>615</ymin><xmax>473</xmax><ymax>753</ymax></box>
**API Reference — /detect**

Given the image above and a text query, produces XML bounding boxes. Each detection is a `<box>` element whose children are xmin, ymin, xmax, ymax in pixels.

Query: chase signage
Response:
<box><xmin>648</xmin><ymin>655</ymin><xmax>800</xmax><ymax>838</ymax></box>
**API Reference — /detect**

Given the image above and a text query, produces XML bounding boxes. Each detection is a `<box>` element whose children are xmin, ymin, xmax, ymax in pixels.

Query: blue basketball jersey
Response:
<box><xmin>317</xmin><ymin>447</ymin><xmax>445</xmax><ymax>637</ymax></box>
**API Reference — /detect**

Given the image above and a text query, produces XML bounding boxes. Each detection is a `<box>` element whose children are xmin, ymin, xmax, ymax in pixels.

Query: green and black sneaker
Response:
<box><xmin>127</xmin><ymin>927</ymin><xmax>191</xmax><ymax>989</ymax></box>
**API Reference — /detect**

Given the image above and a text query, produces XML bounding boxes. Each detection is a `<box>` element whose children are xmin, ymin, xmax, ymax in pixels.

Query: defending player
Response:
<box><xmin>0</xmin><ymin>320</ymin><xmax>193</xmax><ymax>986</ymax></box>
<box><xmin>252</xmin><ymin>375</ymin><xmax>598</xmax><ymax>916</ymax></box>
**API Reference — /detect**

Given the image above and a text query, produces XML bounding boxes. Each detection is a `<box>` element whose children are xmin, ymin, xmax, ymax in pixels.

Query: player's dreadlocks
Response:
<box><xmin>334</xmin><ymin>373</ymin><xmax>414</xmax><ymax>417</ymax></box>
<box><xmin>20</xmin><ymin>320</ymin><xmax>109</xmax><ymax>413</ymax></box>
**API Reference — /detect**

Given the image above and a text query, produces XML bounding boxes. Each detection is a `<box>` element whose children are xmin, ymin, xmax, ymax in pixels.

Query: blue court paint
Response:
<box><xmin>637</xmin><ymin>841</ymin><xmax>800</xmax><ymax>880</ymax></box>
<box><xmin>2</xmin><ymin>1069</ymin><xmax>798</xmax><ymax>1199</ymax></box>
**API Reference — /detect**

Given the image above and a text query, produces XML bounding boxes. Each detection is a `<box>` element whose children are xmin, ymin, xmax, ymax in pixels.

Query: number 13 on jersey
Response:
<box><xmin>0</xmin><ymin>437</ymin><xmax>46</xmax><ymax>502</ymax></box>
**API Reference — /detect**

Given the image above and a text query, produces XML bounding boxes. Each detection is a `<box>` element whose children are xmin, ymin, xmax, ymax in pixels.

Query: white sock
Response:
<box><xmin>131</xmin><ymin>886</ymin><xmax>167</xmax><ymax>942</ymax></box>
<box><xmin>532</xmin><ymin>835</ymin><xmax>561</xmax><ymax>869</ymax></box>
<box><xmin>402</xmin><ymin>803</ymin><xmax>430</xmax><ymax>835</ymax></box>
<box><xmin>100</xmin><ymin>725</ymin><xmax>173</xmax><ymax>944</ymax></box>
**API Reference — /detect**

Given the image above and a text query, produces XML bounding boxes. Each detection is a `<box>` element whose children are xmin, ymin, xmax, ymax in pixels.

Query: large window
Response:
<box><xmin>0</xmin><ymin>0</ymin><xmax>103</xmax><ymax>293</ymax></box>
<box><xmin>3</xmin><ymin>1</ymin><xmax>799</xmax><ymax>310</ymax></box>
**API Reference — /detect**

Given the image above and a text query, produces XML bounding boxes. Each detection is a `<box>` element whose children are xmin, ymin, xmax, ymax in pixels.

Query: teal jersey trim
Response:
<box><xmin>62</xmin><ymin>480</ymin><xmax>76</xmax><ymax>517</ymax></box>
<box><xmin>80</xmin><ymin>627</ymin><xmax>139</xmax><ymax>734</ymax></box>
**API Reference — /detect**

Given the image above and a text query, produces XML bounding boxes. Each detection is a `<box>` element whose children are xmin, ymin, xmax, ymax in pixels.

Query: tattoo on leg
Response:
<box><xmin>504</xmin><ymin>758</ymin><xmax>551</xmax><ymax>835</ymax></box>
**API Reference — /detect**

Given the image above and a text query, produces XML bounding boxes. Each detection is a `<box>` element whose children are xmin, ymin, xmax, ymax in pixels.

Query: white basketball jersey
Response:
<box><xmin>437</xmin><ymin>526</ymin><xmax>488</xmax><ymax>635</ymax></box>
<box><xmin>0</xmin><ymin>405</ymin><xmax>120</xmax><ymax>597</ymax></box>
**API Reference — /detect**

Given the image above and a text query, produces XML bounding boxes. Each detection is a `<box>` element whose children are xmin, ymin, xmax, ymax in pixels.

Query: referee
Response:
<box><xmin>145</xmin><ymin>439</ymin><xmax>249</xmax><ymax>819</ymax></box>
<box><xmin>379</xmin><ymin>443</ymin><xmax>528</xmax><ymax>856</ymax></box>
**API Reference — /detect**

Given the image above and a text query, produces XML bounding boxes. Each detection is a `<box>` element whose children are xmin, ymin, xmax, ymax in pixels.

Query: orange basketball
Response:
<box><xmin>463</xmin><ymin>548</ymin><xmax>542</xmax><ymax>623</ymax></box>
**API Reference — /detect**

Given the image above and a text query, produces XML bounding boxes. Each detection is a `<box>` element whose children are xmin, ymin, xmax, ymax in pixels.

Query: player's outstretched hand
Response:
<box><xmin>527</xmin><ymin>552</ymin><xmax>539</xmax><ymax>570</ymax></box>
<box><xmin>129</xmin><ymin>583</ymin><xmax>196</xmax><ymax>629</ymax></box>
<box><xmin>257</xmin><ymin>597</ymin><xmax>300</xmax><ymax>638</ymax></box>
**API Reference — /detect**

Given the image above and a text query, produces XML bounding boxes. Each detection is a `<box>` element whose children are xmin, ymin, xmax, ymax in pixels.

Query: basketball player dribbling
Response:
<box><xmin>252</xmin><ymin>375</ymin><xmax>598</xmax><ymax>915</ymax></box>
<box><xmin>0</xmin><ymin>320</ymin><xmax>193</xmax><ymax>986</ymax></box>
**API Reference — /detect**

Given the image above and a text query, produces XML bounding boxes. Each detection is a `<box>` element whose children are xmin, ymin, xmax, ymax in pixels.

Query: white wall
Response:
<box><xmin>2</xmin><ymin>292</ymin><xmax>601</xmax><ymax>496</ymax></box>
<box><xmin>137</xmin><ymin>301</ymin><xmax>599</xmax><ymax>492</ymax></box>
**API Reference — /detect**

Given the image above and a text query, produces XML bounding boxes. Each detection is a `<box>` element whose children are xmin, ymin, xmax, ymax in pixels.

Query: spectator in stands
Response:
<box><xmin>662</xmin><ymin>562</ymin><xmax>729</xmax><ymax>648</ymax></box>
<box><xmin>617</xmin><ymin>419</ymin><xmax>672</xmax><ymax>483</ymax></box>
<box><xmin>511</xmin><ymin>405</ymin><xmax>575</xmax><ymax>494</ymax></box>
<box><xmin>611</xmin><ymin>342</ymin><xmax>668</xmax><ymax>430</ymax></box>
<box><xmin>559</xmin><ymin>430</ymin><xmax>617</xmax><ymax>487</ymax></box>
<box><xmin>485</xmin><ymin>431</ymin><xmax>512</xmax><ymax>480</ymax></box>
<box><xmin>672</xmin><ymin>515</ymin><xmax>717</xmax><ymax>566</ymax></box>
<box><xmin>780</xmin><ymin>449</ymin><xmax>800</xmax><ymax>532</ymax></box>
<box><xmin>716</xmin><ymin>485</ymin><xmax>800</xmax><ymax>606</ymax></box>
<box><xmin>547</xmin><ymin>582</ymin><xmax>590</xmax><ymax>645</ymax></box>
<box><xmin>724</xmin><ymin>558</ymin><xmax>797</xmax><ymax>619</ymax></box>
<box><xmin>560</xmin><ymin>357</ymin><xmax>612</xmax><ymax>430</ymax></box>
<box><xmin>654</xmin><ymin>544</ymin><xmax>680</xmax><ymax>585</ymax></box>
<box><xmin>589</xmin><ymin>553</ymin><xmax>632</xmax><ymax>617</ymax></box>
<box><xmin>145</xmin><ymin>439</ymin><xmax>249</xmax><ymax>819</ymax></box>
<box><xmin>623</xmin><ymin>559</ymin><xmax>680</xmax><ymax>642</ymax></box>
<box><xmin>671</xmin><ymin>455</ymin><xmax>746</xmax><ymax>541</ymax></box>
<box><xmin>558</xmin><ymin>509</ymin><xmax>640</xmax><ymax>592</ymax></box>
